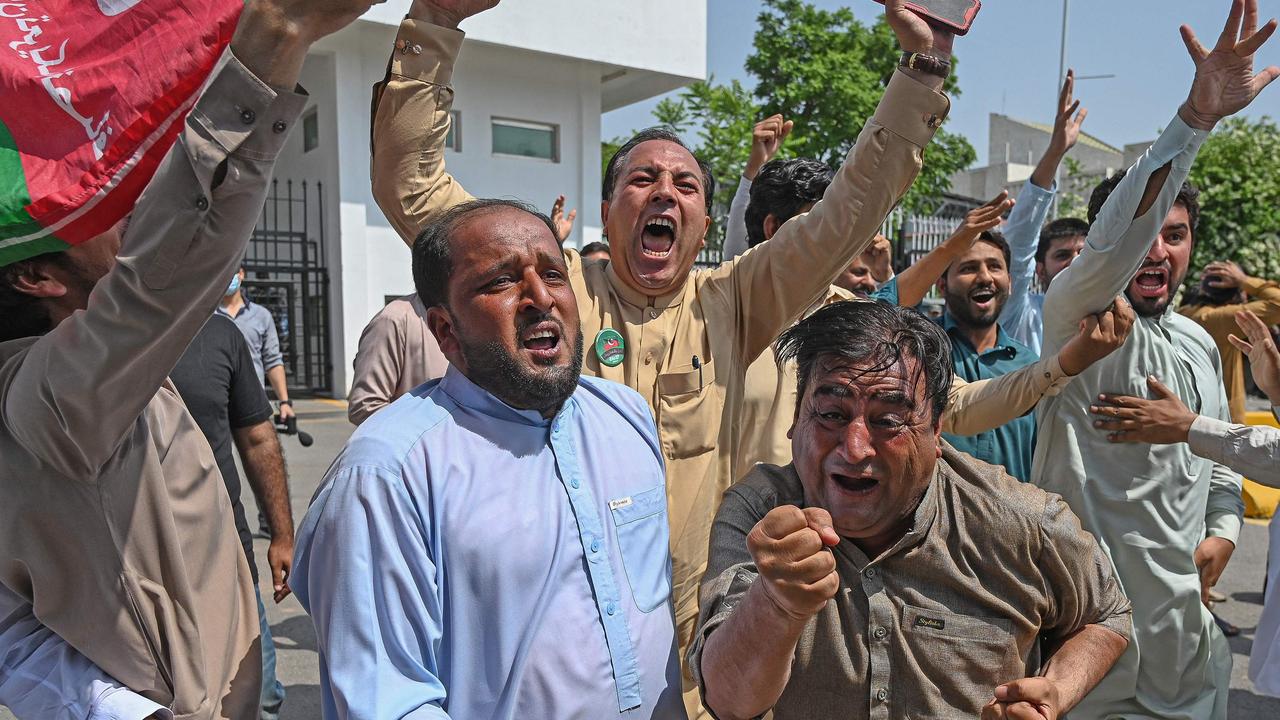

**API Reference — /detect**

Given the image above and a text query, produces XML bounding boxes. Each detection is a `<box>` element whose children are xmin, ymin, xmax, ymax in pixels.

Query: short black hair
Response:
<box><xmin>0</xmin><ymin>251</ymin><xmax>74</xmax><ymax>343</ymax></box>
<box><xmin>775</xmin><ymin>300</ymin><xmax>954</xmax><ymax>425</ymax></box>
<box><xmin>1087</xmin><ymin>169</ymin><xmax>1201</xmax><ymax>233</ymax></box>
<box><xmin>1036</xmin><ymin>217</ymin><xmax>1089</xmax><ymax>265</ymax></box>
<box><xmin>744</xmin><ymin>158</ymin><xmax>834</xmax><ymax>248</ymax></box>
<box><xmin>412</xmin><ymin>198</ymin><xmax>558</xmax><ymax>309</ymax></box>
<box><xmin>580</xmin><ymin>241</ymin><xmax>610</xmax><ymax>257</ymax></box>
<box><xmin>601</xmin><ymin>127</ymin><xmax>715</xmax><ymax>213</ymax></box>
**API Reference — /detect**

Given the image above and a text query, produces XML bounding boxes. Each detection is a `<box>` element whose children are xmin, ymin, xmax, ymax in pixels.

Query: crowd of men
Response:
<box><xmin>2</xmin><ymin>0</ymin><xmax>1280</xmax><ymax>719</ymax></box>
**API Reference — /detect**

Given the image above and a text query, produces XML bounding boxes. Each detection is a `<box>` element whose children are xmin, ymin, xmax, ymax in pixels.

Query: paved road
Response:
<box><xmin>5</xmin><ymin>398</ymin><xmax>1280</xmax><ymax>718</ymax></box>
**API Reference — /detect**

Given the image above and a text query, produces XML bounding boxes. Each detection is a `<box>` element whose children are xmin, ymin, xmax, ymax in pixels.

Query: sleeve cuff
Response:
<box><xmin>736</xmin><ymin>176</ymin><xmax>752</xmax><ymax>195</ymax></box>
<box><xmin>191</xmin><ymin>53</ymin><xmax>309</xmax><ymax>162</ymax></box>
<box><xmin>1243</xmin><ymin>276</ymin><xmax>1278</xmax><ymax>295</ymax></box>
<box><xmin>391</xmin><ymin>18</ymin><xmax>466</xmax><ymax>85</ymax></box>
<box><xmin>1038</xmin><ymin>355</ymin><xmax>1072</xmax><ymax>397</ymax></box>
<box><xmin>1152</xmin><ymin>113</ymin><xmax>1210</xmax><ymax>171</ymax></box>
<box><xmin>1018</xmin><ymin>178</ymin><xmax>1057</xmax><ymax>201</ymax></box>
<box><xmin>1205</xmin><ymin>510</ymin><xmax>1242</xmax><ymax>545</ymax></box>
<box><xmin>91</xmin><ymin>686</ymin><xmax>171</xmax><ymax>720</ymax></box>
<box><xmin>1188</xmin><ymin>414</ymin><xmax>1229</xmax><ymax>460</ymax></box>
<box><xmin>870</xmin><ymin>71</ymin><xmax>951</xmax><ymax>149</ymax></box>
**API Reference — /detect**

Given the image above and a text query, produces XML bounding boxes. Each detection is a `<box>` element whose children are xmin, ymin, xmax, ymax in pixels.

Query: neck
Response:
<box><xmin>956</xmin><ymin>319</ymin><xmax>1000</xmax><ymax>354</ymax></box>
<box><xmin>221</xmin><ymin>291</ymin><xmax>242</xmax><ymax>310</ymax></box>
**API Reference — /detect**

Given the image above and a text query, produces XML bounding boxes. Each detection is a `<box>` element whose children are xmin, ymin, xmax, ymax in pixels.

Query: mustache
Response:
<box><xmin>517</xmin><ymin>313</ymin><xmax>564</xmax><ymax>335</ymax></box>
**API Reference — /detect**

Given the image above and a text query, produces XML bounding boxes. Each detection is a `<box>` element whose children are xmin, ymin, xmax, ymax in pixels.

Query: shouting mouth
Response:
<box><xmin>970</xmin><ymin>287</ymin><xmax>998</xmax><ymax>312</ymax></box>
<box><xmin>1133</xmin><ymin>266</ymin><xmax>1169</xmax><ymax>299</ymax></box>
<box><xmin>520</xmin><ymin>320</ymin><xmax>563</xmax><ymax>363</ymax></box>
<box><xmin>640</xmin><ymin>216</ymin><xmax>677</xmax><ymax>259</ymax></box>
<box><xmin>832</xmin><ymin>473</ymin><xmax>880</xmax><ymax>497</ymax></box>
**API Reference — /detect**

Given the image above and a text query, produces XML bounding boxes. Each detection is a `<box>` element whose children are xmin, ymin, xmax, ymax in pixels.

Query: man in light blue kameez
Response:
<box><xmin>1033</xmin><ymin>3</ymin><xmax>1279</xmax><ymax>717</ymax></box>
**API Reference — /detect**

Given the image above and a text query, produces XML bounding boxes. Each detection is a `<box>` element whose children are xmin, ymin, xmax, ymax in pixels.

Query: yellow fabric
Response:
<box><xmin>1244</xmin><ymin>410</ymin><xmax>1280</xmax><ymax>518</ymax></box>
<box><xmin>372</xmin><ymin>19</ymin><xmax>950</xmax><ymax>715</ymax></box>
<box><xmin>1179</xmin><ymin>277</ymin><xmax>1280</xmax><ymax>423</ymax></box>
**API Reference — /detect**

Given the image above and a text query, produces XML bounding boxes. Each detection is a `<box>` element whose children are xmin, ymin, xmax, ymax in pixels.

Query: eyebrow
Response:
<box><xmin>814</xmin><ymin>384</ymin><xmax>852</xmax><ymax>399</ymax></box>
<box><xmin>628</xmin><ymin>165</ymin><xmax>702</xmax><ymax>186</ymax></box>
<box><xmin>1163</xmin><ymin>222</ymin><xmax>1190</xmax><ymax>234</ymax></box>
<box><xmin>870</xmin><ymin>390</ymin><xmax>916</xmax><ymax>409</ymax></box>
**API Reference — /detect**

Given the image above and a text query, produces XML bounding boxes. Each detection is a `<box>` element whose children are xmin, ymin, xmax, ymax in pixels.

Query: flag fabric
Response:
<box><xmin>0</xmin><ymin>0</ymin><xmax>242</xmax><ymax>266</ymax></box>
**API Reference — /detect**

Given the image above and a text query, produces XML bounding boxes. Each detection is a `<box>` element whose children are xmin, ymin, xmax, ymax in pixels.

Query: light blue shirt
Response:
<box><xmin>0</xmin><ymin>585</ymin><xmax>169</xmax><ymax>720</ymax></box>
<box><xmin>1001</xmin><ymin>179</ymin><xmax>1056</xmax><ymax>355</ymax></box>
<box><xmin>292</xmin><ymin>366</ymin><xmax>686</xmax><ymax>720</ymax></box>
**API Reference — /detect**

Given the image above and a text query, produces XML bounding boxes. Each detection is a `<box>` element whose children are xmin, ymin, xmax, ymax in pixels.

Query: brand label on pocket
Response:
<box><xmin>913</xmin><ymin>615</ymin><xmax>946</xmax><ymax>631</ymax></box>
<box><xmin>609</xmin><ymin>496</ymin><xmax>633</xmax><ymax>511</ymax></box>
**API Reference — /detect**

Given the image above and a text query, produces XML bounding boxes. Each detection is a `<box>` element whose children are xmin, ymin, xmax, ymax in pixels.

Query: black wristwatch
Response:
<box><xmin>279</xmin><ymin>399</ymin><xmax>293</xmax><ymax>407</ymax></box>
<box><xmin>900</xmin><ymin>51</ymin><xmax>952</xmax><ymax>79</ymax></box>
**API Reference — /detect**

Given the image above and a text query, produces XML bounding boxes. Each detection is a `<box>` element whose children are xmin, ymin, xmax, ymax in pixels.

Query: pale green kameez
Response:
<box><xmin>1034</xmin><ymin>115</ymin><xmax>1243</xmax><ymax>720</ymax></box>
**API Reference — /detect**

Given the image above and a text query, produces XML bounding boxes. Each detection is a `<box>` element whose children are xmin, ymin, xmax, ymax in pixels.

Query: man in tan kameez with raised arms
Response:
<box><xmin>369</xmin><ymin>0</ymin><xmax>1042</xmax><ymax>711</ymax></box>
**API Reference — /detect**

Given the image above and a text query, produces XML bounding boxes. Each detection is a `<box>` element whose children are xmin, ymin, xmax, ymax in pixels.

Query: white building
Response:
<box><xmin>248</xmin><ymin>1</ymin><xmax>707</xmax><ymax>397</ymax></box>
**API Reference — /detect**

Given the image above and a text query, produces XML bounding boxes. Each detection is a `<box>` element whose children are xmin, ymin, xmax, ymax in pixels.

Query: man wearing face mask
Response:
<box><xmin>372</xmin><ymin>4</ymin><xmax>955</xmax><ymax>707</ymax></box>
<box><xmin>219</xmin><ymin>266</ymin><xmax>295</xmax><ymax>425</ymax></box>
<box><xmin>292</xmin><ymin>199</ymin><xmax>685</xmax><ymax>719</ymax></box>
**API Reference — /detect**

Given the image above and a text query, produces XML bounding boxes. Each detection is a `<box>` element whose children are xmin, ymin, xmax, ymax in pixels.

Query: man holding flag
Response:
<box><xmin>0</xmin><ymin>0</ymin><xmax>378</xmax><ymax>717</ymax></box>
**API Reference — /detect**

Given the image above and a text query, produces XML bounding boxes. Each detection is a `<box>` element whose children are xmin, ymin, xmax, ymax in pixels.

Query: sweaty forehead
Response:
<box><xmin>450</xmin><ymin>207</ymin><xmax>560</xmax><ymax>267</ymax></box>
<box><xmin>809</xmin><ymin>354</ymin><xmax>920</xmax><ymax>396</ymax></box>
<box><xmin>622</xmin><ymin>140</ymin><xmax>700</xmax><ymax>176</ymax></box>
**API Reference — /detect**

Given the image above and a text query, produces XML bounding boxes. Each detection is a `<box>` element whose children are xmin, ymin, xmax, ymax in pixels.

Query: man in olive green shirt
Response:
<box><xmin>374</xmin><ymin>1</ymin><xmax>954</xmax><ymax>711</ymax></box>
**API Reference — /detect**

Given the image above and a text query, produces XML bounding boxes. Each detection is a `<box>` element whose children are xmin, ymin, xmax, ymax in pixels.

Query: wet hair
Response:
<box><xmin>412</xmin><ymin>198</ymin><xmax>558</xmax><ymax>309</ymax></box>
<box><xmin>580</xmin><ymin>241</ymin><xmax>610</xmax><ymax>258</ymax></box>
<box><xmin>775</xmin><ymin>300</ymin><xmax>954</xmax><ymax>425</ymax></box>
<box><xmin>1036</xmin><ymin>217</ymin><xmax>1089</xmax><ymax>265</ymax></box>
<box><xmin>1087</xmin><ymin>169</ymin><xmax>1201</xmax><ymax>233</ymax></box>
<box><xmin>744</xmin><ymin>158</ymin><xmax>834</xmax><ymax>248</ymax></box>
<box><xmin>601</xmin><ymin>127</ymin><xmax>715</xmax><ymax>213</ymax></box>
<box><xmin>0</xmin><ymin>252</ymin><xmax>74</xmax><ymax>343</ymax></box>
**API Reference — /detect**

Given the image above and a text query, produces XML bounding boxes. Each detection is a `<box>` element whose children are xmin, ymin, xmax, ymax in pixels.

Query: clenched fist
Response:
<box><xmin>748</xmin><ymin>505</ymin><xmax>841</xmax><ymax>621</ymax></box>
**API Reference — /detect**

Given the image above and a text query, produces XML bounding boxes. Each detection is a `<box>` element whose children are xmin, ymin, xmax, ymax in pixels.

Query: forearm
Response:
<box><xmin>1030</xmin><ymin>145</ymin><xmax>1066</xmax><ymax>191</ymax></box>
<box><xmin>893</xmin><ymin>242</ymin><xmax>961</xmax><ymax>308</ymax></box>
<box><xmin>235</xmin><ymin>426</ymin><xmax>294</xmax><ymax>540</ymax></box>
<box><xmin>371</xmin><ymin>17</ymin><xmax>474</xmax><ymax>246</ymax></box>
<box><xmin>266</xmin><ymin>364</ymin><xmax>289</xmax><ymax>403</ymax></box>
<box><xmin>943</xmin><ymin>356</ymin><xmax>1070</xmax><ymax>435</ymax></box>
<box><xmin>1188</xmin><ymin>415</ymin><xmax>1280</xmax><ymax>486</ymax></box>
<box><xmin>700</xmin><ymin>583</ymin><xmax>809</xmax><ymax>720</ymax></box>
<box><xmin>1041</xmin><ymin>624</ymin><xmax>1129</xmax><ymax>713</ymax></box>
<box><xmin>722</xmin><ymin>176</ymin><xmax>753</xmax><ymax>260</ymax></box>
<box><xmin>228</xmin><ymin>1</ymin><xmax>310</xmax><ymax>90</ymax></box>
<box><xmin>1006</xmin><ymin>180</ymin><xmax>1056</xmax><ymax>303</ymax></box>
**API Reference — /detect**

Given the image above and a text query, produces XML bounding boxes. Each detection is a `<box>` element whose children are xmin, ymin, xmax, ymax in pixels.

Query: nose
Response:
<box><xmin>975</xmin><ymin>265</ymin><xmax>994</xmax><ymax>285</ymax></box>
<box><xmin>1147</xmin><ymin>235</ymin><xmax>1169</xmax><ymax>263</ymax></box>
<box><xmin>520</xmin><ymin>268</ymin><xmax>555</xmax><ymax>314</ymax></box>
<box><xmin>839</xmin><ymin>418</ymin><xmax>876</xmax><ymax>465</ymax></box>
<box><xmin>649</xmin><ymin>172</ymin><xmax>677</xmax><ymax>204</ymax></box>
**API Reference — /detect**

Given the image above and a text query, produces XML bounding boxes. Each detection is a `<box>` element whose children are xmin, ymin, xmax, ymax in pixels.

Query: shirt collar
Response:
<box><xmin>605</xmin><ymin>259</ymin><xmax>688</xmax><ymax>311</ymax></box>
<box><xmin>437</xmin><ymin>364</ymin><xmax>566</xmax><ymax>427</ymax></box>
<box><xmin>217</xmin><ymin>297</ymin><xmax>252</xmax><ymax>319</ymax></box>
<box><xmin>942</xmin><ymin>312</ymin><xmax>1020</xmax><ymax>358</ymax></box>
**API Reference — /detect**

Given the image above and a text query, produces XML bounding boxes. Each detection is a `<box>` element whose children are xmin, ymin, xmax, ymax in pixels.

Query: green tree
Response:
<box><xmin>1187</xmin><ymin>116</ymin><xmax>1280</xmax><ymax>283</ymax></box>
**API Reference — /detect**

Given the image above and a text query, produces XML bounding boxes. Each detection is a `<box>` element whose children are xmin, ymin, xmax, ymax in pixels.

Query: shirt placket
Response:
<box><xmin>549</xmin><ymin>409</ymin><xmax>643</xmax><ymax>713</ymax></box>
<box><xmin>860</xmin><ymin>563</ymin><xmax>893</xmax><ymax>720</ymax></box>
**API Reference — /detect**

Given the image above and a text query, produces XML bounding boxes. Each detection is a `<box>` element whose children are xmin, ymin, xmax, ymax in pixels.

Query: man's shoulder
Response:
<box><xmin>204</xmin><ymin>313</ymin><xmax>249</xmax><ymax>348</ymax></box>
<box><xmin>938</xmin><ymin>444</ymin><xmax>1054</xmax><ymax>526</ymax></box>
<box><xmin>574</xmin><ymin>375</ymin><xmax>657</xmax><ymax>434</ymax></box>
<box><xmin>338</xmin><ymin>382</ymin><xmax>450</xmax><ymax>471</ymax></box>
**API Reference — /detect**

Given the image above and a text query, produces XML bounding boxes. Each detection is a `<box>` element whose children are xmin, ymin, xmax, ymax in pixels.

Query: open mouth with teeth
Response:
<box><xmin>969</xmin><ymin>287</ymin><xmax>998</xmax><ymax>312</ymax></box>
<box><xmin>640</xmin><ymin>216</ymin><xmax>677</xmax><ymax>259</ymax></box>
<box><xmin>1132</xmin><ymin>266</ymin><xmax>1169</xmax><ymax>299</ymax></box>
<box><xmin>832</xmin><ymin>473</ymin><xmax>880</xmax><ymax>496</ymax></box>
<box><xmin>520</xmin><ymin>322</ymin><xmax>563</xmax><ymax>363</ymax></box>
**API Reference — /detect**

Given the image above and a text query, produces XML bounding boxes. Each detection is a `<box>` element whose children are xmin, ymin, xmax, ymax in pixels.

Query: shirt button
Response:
<box><xmin>570</xmin><ymin>479</ymin><xmax>580</xmax><ymax>489</ymax></box>
<box><xmin>877</xmin><ymin>688</ymin><xmax>888</xmax><ymax>702</ymax></box>
<box><xmin>590</xmin><ymin>539</ymin><xmax>600</xmax><ymax>553</ymax></box>
<box><xmin>648</xmin><ymin>308</ymin><xmax>657</xmax><ymax>320</ymax></box>
<box><xmin>863</xmin><ymin>567</ymin><xmax>876</xmax><ymax>579</ymax></box>
<box><xmin>272</xmin><ymin>120</ymin><xmax>288</xmax><ymax>134</ymax></box>
<box><xmin>240</xmin><ymin>108</ymin><xmax>256</xmax><ymax>125</ymax></box>
<box><xmin>873</xmin><ymin>626</ymin><xmax>887</xmax><ymax>639</ymax></box>
<box><xmin>195</xmin><ymin>195</ymin><xmax>209</xmax><ymax>211</ymax></box>
<box><xmin>644</xmin><ymin>353</ymin><xmax>653</xmax><ymax>365</ymax></box>
<box><xmin>606</xmin><ymin>602</ymin><xmax>617</xmax><ymax>616</ymax></box>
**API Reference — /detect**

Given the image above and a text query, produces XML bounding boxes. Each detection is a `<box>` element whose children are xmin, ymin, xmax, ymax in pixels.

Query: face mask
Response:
<box><xmin>225</xmin><ymin>275</ymin><xmax>241</xmax><ymax>296</ymax></box>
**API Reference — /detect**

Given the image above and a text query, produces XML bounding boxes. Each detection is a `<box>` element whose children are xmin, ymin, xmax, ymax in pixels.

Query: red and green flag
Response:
<box><xmin>0</xmin><ymin>0</ymin><xmax>242</xmax><ymax>266</ymax></box>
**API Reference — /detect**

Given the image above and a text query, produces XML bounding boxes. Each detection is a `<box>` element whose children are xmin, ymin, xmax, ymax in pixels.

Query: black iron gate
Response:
<box><xmin>243</xmin><ymin>179</ymin><xmax>332</xmax><ymax>396</ymax></box>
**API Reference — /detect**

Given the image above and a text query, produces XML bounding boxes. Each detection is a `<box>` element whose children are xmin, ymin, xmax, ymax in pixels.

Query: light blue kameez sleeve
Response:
<box><xmin>293</xmin><ymin>465</ymin><xmax>450</xmax><ymax>720</ymax></box>
<box><xmin>1002</xmin><ymin>180</ymin><xmax>1055</xmax><ymax>351</ymax></box>
<box><xmin>722</xmin><ymin>176</ymin><xmax>753</xmax><ymax>260</ymax></box>
<box><xmin>1189</xmin><ymin>415</ymin><xmax>1280</xmax><ymax>488</ymax></box>
<box><xmin>1204</xmin><ymin>375</ymin><xmax>1245</xmax><ymax>544</ymax></box>
<box><xmin>0</xmin><ymin>586</ymin><xmax>170</xmax><ymax>720</ymax></box>
<box><xmin>1041</xmin><ymin>116</ymin><xmax>1209</xmax><ymax>355</ymax></box>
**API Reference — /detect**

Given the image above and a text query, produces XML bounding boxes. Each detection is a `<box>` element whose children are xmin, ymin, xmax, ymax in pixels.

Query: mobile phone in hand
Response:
<box><xmin>872</xmin><ymin>0</ymin><xmax>982</xmax><ymax>36</ymax></box>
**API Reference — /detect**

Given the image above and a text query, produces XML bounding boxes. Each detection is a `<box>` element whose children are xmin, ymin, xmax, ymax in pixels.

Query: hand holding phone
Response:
<box><xmin>874</xmin><ymin>0</ymin><xmax>982</xmax><ymax>38</ymax></box>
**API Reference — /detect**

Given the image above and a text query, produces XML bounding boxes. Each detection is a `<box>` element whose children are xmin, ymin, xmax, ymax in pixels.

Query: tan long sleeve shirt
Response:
<box><xmin>348</xmin><ymin>293</ymin><xmax>449</xmax><ymax>425</ymax></box>
<box><xmin>0</xmin><ymin>56</ymin><xmax>305</xmax><ymax>720</ymax></box>
<box><xmin>370</xmin><ymin>18</ymin><xmax>949</xmax><ymax>678</ymax></box>
<box><xmin>1179</xmin><ymin>276</ymin><xmax>1280</xmax><ymax>423</ymax></box>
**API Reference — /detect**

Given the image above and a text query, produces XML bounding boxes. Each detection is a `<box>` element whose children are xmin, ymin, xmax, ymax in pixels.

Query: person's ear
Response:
<box><xmin>426</xmin><ymin>305</ymin><xmax>464</xmax><ymax>369</ymax></box>
<box><xmin>8</xmin><ymin>260</ymin><xmax>69</xmax><ymax>299</ymax></box>
<box><xmin>763</xmin><ymin>214</ymin><xmax>783</xmax><ymax>242</ymax></box>
<box><xmin>600</xmin><ymin>200</ymin><xmax>610</xmax><ymax>229</ymax></box>
<box><xmin>1035</xmin><ymin>261</ymin><xmax>1048</xmax><ymax>286</ymax></box>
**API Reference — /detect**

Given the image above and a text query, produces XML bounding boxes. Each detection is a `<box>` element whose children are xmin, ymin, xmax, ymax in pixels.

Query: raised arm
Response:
<box><xmin>723</xmin><ymin>116</ymin><xmax>793</xmax><ymax>259</ymax></box>
<box><xmin>371</xmin><ymin>0</ymin><xmax>501</xmax><ymax>246</ymax></box>
<box><xmin>0</xmin><ymin>584</ymin><xmax>170</xmax><ymax>720</ymax></box>
<box><xmin>1043</xmin><ymin>0</ymin><xmax>1279</xmax><ymax>354</ymax></box>
<box><xmin>892</xmin><ymin>192</ymin><xmax>1012</xmax><ymax>308</ymax></box>
<box><xmin>717</xmin><ymin>0</ymin><xmax>954</xmax><ymax>362</ymax></box>
<box><xmin>0</xmin><ymin>0</ymin><xmax>340</xmax><ymax>477</ymax></box>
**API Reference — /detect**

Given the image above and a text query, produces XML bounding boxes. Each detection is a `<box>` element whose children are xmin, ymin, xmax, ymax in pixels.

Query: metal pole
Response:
<box><xmin>1053</xmin><ymin>0</ymin><xmax>1070</xmax><ymax>217</ymax></box>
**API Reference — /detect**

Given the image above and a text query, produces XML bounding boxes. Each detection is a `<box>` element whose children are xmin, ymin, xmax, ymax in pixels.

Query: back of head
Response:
<box><xmin>745</xmin><ymin>158</ymin><xmax>834</xmax><ymax>248</ymax></box>
<box><xmin>412</xmin><ymin>198</ymin><xmax>558</xmax><ymax>309</ymax></box>
<box><xmin>580</xmin><ymin>241</ymin><xmax>610</xmax><ymax>258</ymax></box>
<box><xmin>775</xmin><ymin>300</ymin><xmax>954</xmax><ymax>425</ymax></box>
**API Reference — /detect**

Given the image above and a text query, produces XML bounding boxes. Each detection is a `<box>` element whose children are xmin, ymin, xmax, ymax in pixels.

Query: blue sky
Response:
<box><xmin>602</xmin><ymin>0</ymin><xmax>1280</xmax><ymax>167</ymax></box>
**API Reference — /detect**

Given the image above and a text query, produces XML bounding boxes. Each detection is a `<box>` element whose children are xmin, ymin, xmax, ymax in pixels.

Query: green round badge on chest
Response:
<box><xmin>594</xmin><ymin>328</ymin><xmax>626</xmax><ymax>367</ymax></box>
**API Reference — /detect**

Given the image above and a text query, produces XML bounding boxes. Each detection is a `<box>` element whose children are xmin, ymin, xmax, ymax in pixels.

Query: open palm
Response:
<box><xmin>1181</xmin><ymin>0</ymin><xmax>1280</xmax><ymax>128</ymax></box>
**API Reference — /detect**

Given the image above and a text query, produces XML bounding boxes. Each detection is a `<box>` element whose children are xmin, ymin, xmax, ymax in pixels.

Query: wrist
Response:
<box><xmin>230</xmin><ymin>2</ymin><xmax>308</xmax><ymax>88</ymax></box>
<box><xmin>409</xmin><ymin>2</ymin><xmax>464</xmax><ymax>29</ymax></box>
<box><xmin>1178</xmin><ymin>100</ymin><xmax>1219</xmax><ymax>132</ymax></box>
<box><xmin>751</xmin><ymin>579</ymin><xmax>813</xmax><ymax>627</ymax></box>
<box><xmin>279</xmin><ymin>399</ymin><xmax>293</xmax><ymax>406</ymax></box>
<box><xmin>743</xmin><ymin>162</ymin><xmax>763</xmax><ymax>181</ymax></box>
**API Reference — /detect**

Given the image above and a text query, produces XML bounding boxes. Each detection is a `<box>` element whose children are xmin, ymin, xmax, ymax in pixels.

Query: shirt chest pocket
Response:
<box><xmin>609</xmin><ymin>485</ymin><xmax>672</xmax><ymax>613</ymax></box>
<box><xmin>656</xmin><ymin>359</ymin><xmax>722</xmax><ymax>459</ymax></box>
<box><xmin>899</xmin><ymin>603</ymin><xmax>1022</xmax><ymax>716</ymax></box>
